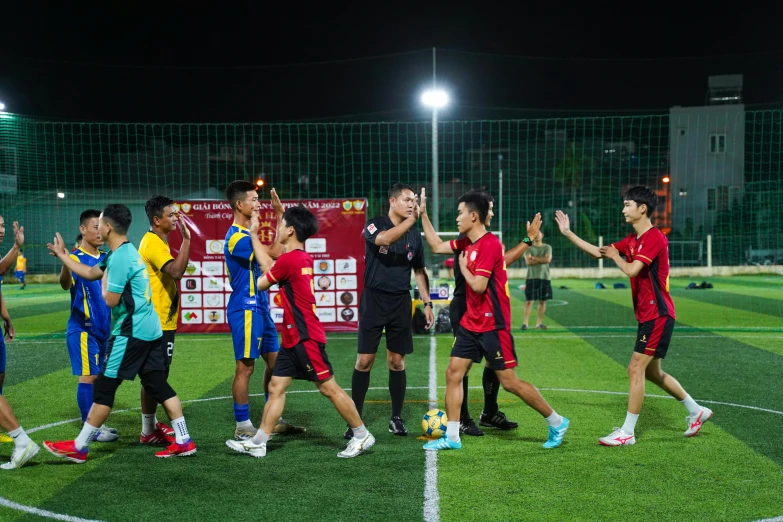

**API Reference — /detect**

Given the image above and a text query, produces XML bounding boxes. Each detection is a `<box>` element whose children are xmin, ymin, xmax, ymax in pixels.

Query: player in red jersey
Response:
<box><xmin>424</xmin><ymin>192</ymin><xmax>569</xmax><ymax>451</ymax></box>
<box><xmin>225</xmin><ymin>204</ymin><xmax>375</xmax><ymax>459</ymax></box>
<box><xmin>556</xmin><ymin>185</ymin><xmax>712</xmax><ymax>446</ymax></box>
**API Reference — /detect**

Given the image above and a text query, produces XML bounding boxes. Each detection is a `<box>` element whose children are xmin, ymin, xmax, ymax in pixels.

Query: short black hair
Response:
<box><xmin>79</xmin><ymin>209</ymin><xmax>101</xmax><ymax>225</ymax></box>
<box><xmin>102</xmin><ymin>204</ymin><xmax>132</xmax><ymax>235</ymax></box>
<box><xmin>225</xmin><ymin>180</ymin><xmax>257</xmax><ymax>210</ymax></box>
<box><xmin>282</xmin><ymin>204</ymin><xmax>319</xmax><ymax>242</ymax></box>
<box><xmin>388</xmin><ymin>183</ymin><xmax>415</xmax><ymax>200</ymax></box>
<box><xmin>75</xmin><ymin>233</ymin><xmax>83</xmax><ymax>244</ymax></box>
<box><xmin>623</xmin><ymin>185</ymin><xmax>657</xmax><ymax>215</ymax></box>
<box><xmin>458</xmin><ymin>192</ymin><xmax>490</xmax><ymax>225</ymax></box>
<box><xmin>145</xmin><ymin>195</ymin><xmax>175</xmax><ymax>225</ymax></box>
<box><xmin>466</xmin><ymin>188</ymin><xmax>495</xmax><ymax>203</ymax></box>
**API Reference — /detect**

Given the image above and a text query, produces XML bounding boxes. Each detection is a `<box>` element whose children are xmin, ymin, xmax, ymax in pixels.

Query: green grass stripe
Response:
<box><xmin>705</xmin><ymin>331</ymin><xmax>783</xmax><ymax>357</ymax></box>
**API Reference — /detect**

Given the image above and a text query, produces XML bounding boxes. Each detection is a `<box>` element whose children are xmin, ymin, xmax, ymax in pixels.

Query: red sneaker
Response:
<box><xmin>156</xmin><ymin>422</ymin><xmax>174</xmax><ymax>437</ymax></box>
<box><xmin>140</xmin><ymin>425</ymin><xmax>175</xmax><ymax>445</ymax></box>
<box><xmin>43</xmin><ymin>440</ymin><xmax>88</xmax><ymax>463</ymax></box>
<box><xmin>155</xmin><ymin>439</ymin><xmax>196</xmax><ymax>458</ymax></box>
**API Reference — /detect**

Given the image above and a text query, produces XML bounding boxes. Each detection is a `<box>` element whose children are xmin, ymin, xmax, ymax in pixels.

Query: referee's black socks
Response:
<box><xmin>389</xmin><ymin>369</ymin><xmax>407</xmax><ymax>418</ymax></box>
<box><xmin>482</xmin><ymin>366</ymin><xmax>501</xmax><ymax>415</ymax></box>
<box><xmin>351</xmin><ymin>369</ymin><xmax>371</xmax><ymax>418</ymax></box>
<box><xmin>460</xmin><ymin>376</ymin><xmax>471</xmax><ymax>421</ymax></box>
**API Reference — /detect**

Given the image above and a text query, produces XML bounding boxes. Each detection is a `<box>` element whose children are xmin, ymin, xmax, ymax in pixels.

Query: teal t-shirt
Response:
<box><xmin>106</xmin><ymin>242</ymin><xmax>163</xmax><ymax>341</ymax></box>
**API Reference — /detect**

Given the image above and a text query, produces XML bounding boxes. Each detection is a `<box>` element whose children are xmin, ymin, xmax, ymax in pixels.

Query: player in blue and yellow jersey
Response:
<box><xmin>0</xmin><ymin>214</ymin><xmax>40</xmax><ymax>469</ymax></box>
<box><xmin>59</xmin><ymin>210</ymin><xmax>117</xmax><ymax>442</ymax></box>
<box><xmin>137</xmin><ymin>195</ymin><xmax>191</xmax><ymax>446</ymax></box>
<box><xmin>44</xmin><ymin>204</ymin><xmax>196</xmax><ymax>462</ymax></box>
<box><xmin>224</xmin><ymin>181</ymin><xmax>303</xmax><ymax>440</ymax></box>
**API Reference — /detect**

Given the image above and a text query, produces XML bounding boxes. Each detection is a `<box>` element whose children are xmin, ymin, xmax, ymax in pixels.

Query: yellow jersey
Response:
<box><xmin>16</xmin><ymin>253</ymin><xmax>26</xmax><ymax>272</ymax></box>
<box><xmin>138</xmin><ymin>231</ymin><xmax>179</xmax><ymax>330</ymax></box>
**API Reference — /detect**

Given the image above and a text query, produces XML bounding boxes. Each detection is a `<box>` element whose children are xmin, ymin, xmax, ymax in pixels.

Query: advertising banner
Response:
<box><xmin>168</xmin><ymin>198</ymin><xmax>367</xmax><ymax>333</ymax></box>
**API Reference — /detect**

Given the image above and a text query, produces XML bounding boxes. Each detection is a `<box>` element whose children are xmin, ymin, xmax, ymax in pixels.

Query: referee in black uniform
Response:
<box><xmin>420</xmin><ymin>187</ymin><xmax>542</xmax><ymax>435</ymax></box>
<box><xmin>347</xmin><ymin>183</ymin><xmax>434</xmax><ymax>439</ymax></box>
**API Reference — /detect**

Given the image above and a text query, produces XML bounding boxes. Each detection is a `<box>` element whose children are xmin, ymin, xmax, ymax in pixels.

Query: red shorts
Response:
<box><xmin>273</xmin><ymin>340</ymin><xmax>334</xmax><ymax>382</ymax></box>
<box><xmin>634</xmin><ymin>316</ymin><xmax>675</xmax><ymax>359</ymax></box>
<box><xmin>451</xmin><ymin>326</ymin><xmax>518</xmax><ymax>370</ymax></box>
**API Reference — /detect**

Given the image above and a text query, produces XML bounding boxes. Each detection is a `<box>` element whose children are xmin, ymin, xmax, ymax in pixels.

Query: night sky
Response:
<box><xmin>1</xmin><ymin>6</ymin><xmax>781</xmax><ymax>123</ymax></box>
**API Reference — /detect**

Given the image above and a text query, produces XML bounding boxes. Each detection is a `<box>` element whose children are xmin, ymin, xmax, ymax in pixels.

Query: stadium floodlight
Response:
<box><xmin>0</xmin><ymin>102</ymin><xmax>5</xmax><ymax>112</ymax></box>
<box><xmin>57</xmin><ymin>192</ymin><xmax>65</xmax><ymax>199</ymax></box>
<box><xmin>421</xmin><ymin>89</ymin><xmax>450</xmax><ymax>231</ymax></box>
<box><xmin>662</xmin><ymin>176</ymin><xmax>671</xmax><ymax>184</ymax></box>
<box><xmin>420</xmin><ymin>89</ymin><xmax>449</xmax><ymax>109</ymax></box>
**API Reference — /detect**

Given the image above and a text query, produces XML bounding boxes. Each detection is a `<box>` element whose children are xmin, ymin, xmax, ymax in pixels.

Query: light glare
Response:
<box><xmin>421</xmin><ymin>90</ymin><xmax>449</xmax><ymax>109</ymax></box>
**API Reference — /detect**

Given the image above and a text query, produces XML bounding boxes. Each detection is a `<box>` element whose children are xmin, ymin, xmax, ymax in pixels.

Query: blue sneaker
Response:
<box><xmin>542</xmin><ymin>417</ymin><xmax>569</xmax><ymax>449</ymax></box>
<box><xmin>423</xmin><ymin>435</ymin><xmax>462</xmax><ymax>451</ymax></box>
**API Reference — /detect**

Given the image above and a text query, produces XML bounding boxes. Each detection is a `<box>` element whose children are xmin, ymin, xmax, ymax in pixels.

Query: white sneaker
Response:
<box><xmin>598</xmin><ymin>428</ymin><xmax>636</xmax><ymax>446</ymax></box>
<box><xmin>337</xmin><ymin>432</ymin><xmax>376</xmax><ymax>458</ymax></box>
<box><xmin>225</xmin><ymin>439</ymin><xmax>266</xmax><ymax>458</ymax></box>
<box><xmin>91</xmin><ymin>427</ymin><xmax>119</xmax><ymax>443</ymax></box>
<box><xmin>684</xmin><ymin>407</ymin><xmax>713</xmax><ymax>437</ymax></box>
<box><xmin>1</xmin><ymin>441</ymin><xmax>40</xmax><ymax>470</ymax></box>
<box><xmin>234</xmin><ymin>425</ymin><xmax>257</xmax><ymax>441</ymax></box>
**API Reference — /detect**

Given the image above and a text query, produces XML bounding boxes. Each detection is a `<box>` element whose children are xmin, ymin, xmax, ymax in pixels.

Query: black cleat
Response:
<box><xmin>388</xmin><ymin>416</ymin><xmax>408</xmax><ymax>436</ymax></box>
<box><xmin>479</xmin><ymin>410</ymin><xmax>519</xmax><ymax>430</ymax></box>
<box><xmin>459</xmin><ymin>418</ymin><xmax>485</xmax><ymax>437</ymax></box>
<box><xmin>344</xmin><ymin>426</ymin><xmax>354</xmax><ymax>440</ymax></box>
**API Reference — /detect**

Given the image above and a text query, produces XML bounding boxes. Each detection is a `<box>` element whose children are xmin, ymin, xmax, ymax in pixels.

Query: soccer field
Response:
<box><xmin>1</xmin><ymin>278</ymin><xmax>782</xmax><ymax>522</ymax></box>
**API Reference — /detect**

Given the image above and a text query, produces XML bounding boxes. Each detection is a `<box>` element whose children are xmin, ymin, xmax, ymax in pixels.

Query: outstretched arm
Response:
<box><xmin>601</xmin><ymin>245</ymin><xmax>645</xmax><ymax>278</ymax></box>
<box><xmin>0</xmin><ymin>222</ymin><xmax>23</xmax><ymax>275</ymax></box>
<box><xmin>504</xmin><ymin>213</ymin><xmax>542</xmax><ymax>265</ymax></box>
<box><xmin>419</xmin><ymin>188</ymin><xmax>453</xmax><ymax>255</ymax></box>
<box><xmin>47</xmin><ymin>233</ymin><xmax>105</xmax><ymax>281</ymax></box>
<box><xmin>555</xmin><ymin>210</ymin><xmax>601</xmax><ymax>259</ymax></box>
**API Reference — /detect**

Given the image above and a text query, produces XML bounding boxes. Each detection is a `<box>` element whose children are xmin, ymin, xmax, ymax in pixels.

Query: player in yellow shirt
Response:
<box><xmin>137</xmin><ymin>195</ymin><xmax>191</xmax><ymax>445</ymax></box>
<box><xmin>14</xmin><ymin>249</ymin><xmax>26</xmax><ymax>290</ymax></box>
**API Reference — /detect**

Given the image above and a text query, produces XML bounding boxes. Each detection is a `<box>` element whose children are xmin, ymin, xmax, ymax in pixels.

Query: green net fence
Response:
<box><xmin>0</xmin><ymin>109</ymin><xmax>781</xmax><ymax>277</ymax></box>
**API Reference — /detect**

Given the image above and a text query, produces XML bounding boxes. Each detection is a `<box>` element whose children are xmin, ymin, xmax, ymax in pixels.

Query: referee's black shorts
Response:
<box><xmin>449</xmin><ymin>294</ymin><xmax>467</xmax><ymax>336</ymax></box>
<box><xmin>358</xmin><ymin>288</ymin><xmax>414</xmax><ymax>355</ymax></box>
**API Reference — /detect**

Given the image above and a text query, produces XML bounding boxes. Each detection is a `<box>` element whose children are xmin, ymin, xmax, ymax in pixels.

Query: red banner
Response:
<box><xmin>168</xmin><ymin>198</ymin><xmax>367</xmax><ymax>333</ymax></box>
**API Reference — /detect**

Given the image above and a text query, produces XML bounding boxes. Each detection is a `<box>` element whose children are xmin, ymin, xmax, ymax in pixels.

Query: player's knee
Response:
<box><xmin>140</xmin><ymin>370</ymin><xmax>177</xmax><ymax>404</ymax></box>
<box><xmin>355</xmin><ymin>355</ymin><xmax>374</xmax><ymax>372</ymax></box>
<box><xmin>92</xmin><ymin>375</ymin><xmax>122</xmax><ymax>407</ymax></box>
<box><xmin>235</xmin><ymin>360</ymin><xmax>255</xmax><ymax>378</ymax></box>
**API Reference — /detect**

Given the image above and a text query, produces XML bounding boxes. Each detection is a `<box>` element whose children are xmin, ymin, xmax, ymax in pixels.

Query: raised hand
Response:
<box><xmin>419</xmin><ymin>187</ymin><xmax>427</xmax><ymax>215</ymax></box>
<box><xmin>526</xmin><ymin>212</ymin><xmax>542</xmax><ymax>239</ymax></box>
<box><xmin>270</xmin><ymin>188</ymin><xmax>284</xmax><ymax>216</ymax></box>
<box><xmin>46</xmin><ymin>232</ymin><xmax>68</xmax><ymax>258</ymax></box>
<box><xmin>13</xmin><ymin>222</ymin><xmax>24</xmax><ymax>247</ymax></box>
<box><xmin>554</xmin><ymin>210</ymin><xmax>571</xmax><ymax>235</ymax></box>
<box><xmin>178</xmin><ymin>214</ymin><xmax>191</xmax><ymax>241</ymax></box>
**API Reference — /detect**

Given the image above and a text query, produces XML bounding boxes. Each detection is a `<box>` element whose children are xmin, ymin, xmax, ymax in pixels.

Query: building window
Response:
<box><xmin>707</xmin><ymin>188</ymin><xmax>716</xmax><ymax>211</ymax></box>
<box><xmin>709</xmin><ymin>134</ymin><xmax>726</xmax><ymax>154</ymax></box>
<box><xmin>707</xmin><ymin>186</ymin><xmax>731</xmax><ymax>212</ymax></box>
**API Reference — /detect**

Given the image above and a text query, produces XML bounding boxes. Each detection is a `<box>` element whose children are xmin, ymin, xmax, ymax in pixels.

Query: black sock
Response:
<box><xmin>482</xmin><ymin>366</ymin><xmax>500</xmax><ymax>415</ymax></box>
<box><xmin>460</xmin><ymin>375</ymin><xmax>471</xmax><ymax>421</ymax></box>
<box><xmin>389</xmin><ymin>369</ymin><xmax>407</xmax><ymax>418</ymax></box>
<box><xmin>351</xmin><ymin>369</ymin><xmax>371</xmax><ymax>418</ymax></box>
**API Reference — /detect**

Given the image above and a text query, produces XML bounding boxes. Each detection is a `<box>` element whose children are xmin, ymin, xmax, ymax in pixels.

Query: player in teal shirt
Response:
<box><xmin>44</xmin><ymin>204</ymin><xmax>197</xmax><ymax>462</ymax></box>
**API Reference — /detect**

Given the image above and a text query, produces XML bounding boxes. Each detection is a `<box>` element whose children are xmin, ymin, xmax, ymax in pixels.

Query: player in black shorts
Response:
<box><xmin>347</xmin><ymin>183</ymin><xmax>434</xmax><ymax>438</ymax></box>
<box><xmin>421</xmin><ymin>187</ymin><xmax>541</xmax><ymax>435</ymax></box>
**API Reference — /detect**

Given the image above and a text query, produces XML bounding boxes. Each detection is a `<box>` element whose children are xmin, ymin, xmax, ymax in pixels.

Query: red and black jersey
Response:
<box><xmin>612</xmin><ymin>227</ymin><xmax>676</xmax><ymax>323</ymax></box>
<box><xmin>450</xmin><ymin>233</ymin><xmax>510</xmax><ymax>333</ymax></box>
<box><xmin>267</xmin><ymin>249</ymin><xmax>327</xmax><ymax>348</ymax></box>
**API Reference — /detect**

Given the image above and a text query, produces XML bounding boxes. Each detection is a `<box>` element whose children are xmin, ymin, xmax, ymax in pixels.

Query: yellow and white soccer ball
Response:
<box><xmin>422</xmin><ymin>409</ymin><xmax>447</xmax><ymax>439</ymax></box>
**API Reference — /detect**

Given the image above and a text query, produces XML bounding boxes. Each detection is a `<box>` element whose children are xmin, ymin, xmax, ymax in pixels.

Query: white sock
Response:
<box><xmin>8</xmin><ymin>427</ymin><xmax>31</xmax><ymax>449</ymax></box>
<box><xmin>141</xmin><ymin>413</ymin><xmax>156</xmax><ymax>435</ymax></box>
<box><xmin>236</xmin><ymin>419</ymin><xmax>253</xmax><ymax>429</ymax></box>
<box><xmin>171</xmin><ymin>416</ymin><xmax>190</xmax><ymax>444</ymax></box>
<box><xmin>680</xmin><ymin>394</ymin><xmax>701</xmax><ymax>416</ymax></box>
<box><xmin>621</xmin><ymin>412</ymin><xmax>639</xmax><ymax>435</ymax></box>
<box><xmin>446</xmin><ymin>421</ymin><xmax>460</xmax><ymax>442</ymax></box>
<box><xmin>75</xmin><ymin>423</ymin><xmax>100</xmax><ymax>451</ymax></box>
<box><xmin>352</xmin><ymin>424</ymin><xmax>368</xmax><ymax>440</ymax></box>
<box><xmin>251</xmin><ymin>430</ymin><xmax>270</xmax><ymax>446</ymax></box>
<box><xmin>545</xmin><ymin>411</ymin><xmax>563</xmax><ymax>427</ymax></box>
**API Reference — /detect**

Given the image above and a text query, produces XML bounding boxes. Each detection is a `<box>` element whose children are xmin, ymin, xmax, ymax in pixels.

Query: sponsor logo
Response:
<box><xmin>181</xmin><ymin>203</ymin><xmax>191</xmax><ymax>214</ymax></box>
<box><xmin>367</xmin><ymin>223</ymin><xmax>377</xmax><ymax>235</ymax></box>
<box><xmin>340</xmin><ymin>308</ymin><xmax>355</xmax><ymax>321</ymax></box>
<box><xmin>343</xmin><ymin>201</ymin><xmax>352</xmax><ymax>211</ymax></box>
<box><xmin>470</xmin><ymin>250</ymin><xmax>477</xmax><ymax>261</ymax></box>
<box><xmin>379</xmin><ymin>246</ymin><xmax>388</xmax><ymax>254</ymax></box>
<box><xmin>353</xmin><ymin>200</ymin><xmax>365</xmax><ymax>210</ymax></box>
<box><xmin>407</xmin><ymin>251</ymin><xmax>413</xmax><ymax>261</ymax></box>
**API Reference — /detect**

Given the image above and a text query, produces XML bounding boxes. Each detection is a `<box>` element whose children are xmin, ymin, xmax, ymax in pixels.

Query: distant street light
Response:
<box><xmin>421</xmin><ymin>89</ymin><xmax>450</xmax><ymax>231</ymax></box>
<box><xmin>0</xmin><ymin>102</ymin><xmax>5</xmax><ymax>111</ymax></box>
<box><xmin>57</xmin><ymin>192</ymin><xmax>65</xmax><ymax>199</ymax></box>
<box><xmin>662</xmin><ymin>176</ymin><xmax>671</xmax><ymax>184</ymax></box>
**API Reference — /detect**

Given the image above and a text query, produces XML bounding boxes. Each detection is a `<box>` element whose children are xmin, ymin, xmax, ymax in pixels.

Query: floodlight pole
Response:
<box><xmin>431</xmin><ymin>47</ymin><xmax>439</xmax><ymax>232</ymax></box>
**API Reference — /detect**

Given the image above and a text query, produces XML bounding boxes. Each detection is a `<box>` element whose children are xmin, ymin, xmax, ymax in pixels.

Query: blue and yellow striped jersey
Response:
<box><xmin>67</xmin><ymin>247</ymin><xmax>112</xmax><ymax>340</ymax></box>
<box><xmin>224</xmin><ymin>223</ymin><xmax>269</xmax><ymax>314</ymax></box>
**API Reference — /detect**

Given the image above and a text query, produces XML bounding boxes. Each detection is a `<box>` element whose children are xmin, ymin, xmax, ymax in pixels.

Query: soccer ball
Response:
<box><xmin>422</xmin><ymin>409</ymin><xmax>448</xmax><ymax>439</ymax></box>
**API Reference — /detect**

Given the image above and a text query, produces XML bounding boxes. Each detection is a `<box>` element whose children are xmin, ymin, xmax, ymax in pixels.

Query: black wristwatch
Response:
<box><xmin>423</xmin><ymin>302</ymin><xmax>434</xmax><ymax>308</ymax></box>
<box><xmin>522</xmin><ymin>237</ymin><xmax>533</xmax><ymax>246</ymax></box>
